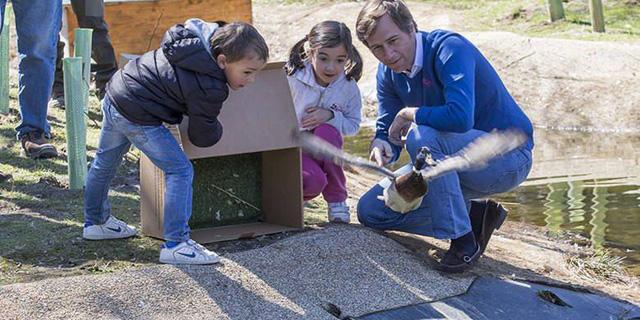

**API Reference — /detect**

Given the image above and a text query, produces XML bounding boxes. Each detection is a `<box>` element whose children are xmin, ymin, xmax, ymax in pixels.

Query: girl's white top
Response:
<box><xmin>287</xmin><ymin>61</ymin><xmax>362</xmax><ymax>136</ymax></box>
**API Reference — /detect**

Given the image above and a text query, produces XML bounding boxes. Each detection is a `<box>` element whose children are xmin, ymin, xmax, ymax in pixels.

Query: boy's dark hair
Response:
<box><xmin>356</xmin><ymin>0</ymin><xmax>417</xmax><ymax>47</ymax></box>
<box><xmin>285</xmin><ymin>20</ymin><xmax>363</xmax><ymax>82</ymax></box>
<box><xmin>210</xmin><ymin>21</ymin><xmax>269</xmax><ymax>63</ymax></box>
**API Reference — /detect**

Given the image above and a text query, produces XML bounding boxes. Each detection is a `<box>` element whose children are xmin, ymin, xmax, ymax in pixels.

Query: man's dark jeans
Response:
<box><xmin>52</xmin><ymin>0</ymin><xmax>117</xmax><ymax>100</ymax></box>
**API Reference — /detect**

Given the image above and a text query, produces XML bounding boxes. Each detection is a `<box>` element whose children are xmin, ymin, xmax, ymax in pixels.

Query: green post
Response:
<box><xmin>589</xmin><ymin>0</ymin><xmax>605</xmax><ymax>33</ymax></box>
<box><xmin>63</xmin><ymin>57</ymin><xmax>87</xmax><ymax>190</ymax></box>
<box><xmin>0</xmin><ymin>9</ymin><xmax>10</xmax><ymax>114</ymax></box>
<box><xmin>73</xmin><ymin>28</ymin><xmax>93</xmax><ymax>111</ymax></box>
<box><xmin>547</xmin><ymin>0</ymin><xmax>565</xmax><ymax>22</ymax></box>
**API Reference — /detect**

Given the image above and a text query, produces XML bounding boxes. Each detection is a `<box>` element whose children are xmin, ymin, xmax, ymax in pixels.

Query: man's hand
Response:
<box><xmin>369</xmin><ymin>138</ymin><xmax>394</xmax><ymax>166</ymax></box>
<box><xmin>301</xmin><ymin>107</ymin><xmax>333</xmax><ymax>130</ymax></box>
<box><xmin>388</xmin><ymin>107</ymin><xmax>418</xmax><ymax>146</ymax></box>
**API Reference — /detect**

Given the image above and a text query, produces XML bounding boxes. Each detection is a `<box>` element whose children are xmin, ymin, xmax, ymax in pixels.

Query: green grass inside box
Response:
<box><xmin>190</xmin><ymin>153</ymin><xmax>262</xmax><ymax>229</ymax></box>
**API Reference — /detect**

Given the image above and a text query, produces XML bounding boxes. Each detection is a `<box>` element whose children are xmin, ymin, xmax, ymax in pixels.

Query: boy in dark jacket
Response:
<box><xmin>82</xmin><ymin>19</ymin><xmax>269</xmax><ymax>265</ymax></box>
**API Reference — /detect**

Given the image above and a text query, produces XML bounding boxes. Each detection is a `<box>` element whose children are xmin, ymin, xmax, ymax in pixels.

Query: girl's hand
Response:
<box><xmin>388</xmin><ymin>107</ymin><xmax>418</xmax><ymax>146</ymax></box>
<box><xmin>301</xmin><ymin>107</ymin><xmax>333</xmax><ymax>130</ymax></box>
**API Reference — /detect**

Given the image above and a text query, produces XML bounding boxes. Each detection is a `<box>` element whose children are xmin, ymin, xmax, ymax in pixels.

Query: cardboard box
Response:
<box><xmin>140</xmin><ymin>62</ymin><xmax>304</xmax><ymax>243</ymax></box>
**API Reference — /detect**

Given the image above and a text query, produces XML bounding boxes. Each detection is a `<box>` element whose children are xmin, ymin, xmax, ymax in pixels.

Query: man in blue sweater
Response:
<box><xmin>355</xmin><ymin>0</ymin><xmax>534</xmax><ymax>272</ymax></box>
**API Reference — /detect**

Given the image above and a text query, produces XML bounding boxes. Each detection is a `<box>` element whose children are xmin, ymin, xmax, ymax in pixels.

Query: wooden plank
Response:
<box><xmin>64</xmin><ymin>0</ymin><xmax>252</xmax><ymax>60</ymax></box>
<box><xmin>547</xmin><ymin>0</ymin><xmax>565</xmax><ymax>22</ymax></box>
<box><xmin>0</xmin><ymin>9</ymin><xmax>10</xmax><ymax>114</ymax></box>
<box><xmin>589</xmin><ymin>0</ymin><xmax>606</xmax><ymax>33</ymax></box>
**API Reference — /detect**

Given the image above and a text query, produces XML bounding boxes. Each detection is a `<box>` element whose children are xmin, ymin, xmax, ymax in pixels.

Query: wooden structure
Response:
<box><xmin>546</xmin><ymin>0</ymin><xmax>606</xmax><ymax>33</ymax></box>
<box><xmin>547</xmin><ymin>0</ymin><xmax>565</xmax><ymax>22</ymax></box>
<box><xmin>62</xmin><ymin>0</ymin><xmax>252</xmax><ymax>59</ymax></box>
<box><xmin>589</xmin><ymin>0</ymin><xmax>606</xmax><ymax>33</ymax></box>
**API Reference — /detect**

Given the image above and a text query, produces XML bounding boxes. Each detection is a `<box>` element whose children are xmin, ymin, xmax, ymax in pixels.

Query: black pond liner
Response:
<box><xmin>327</xmin><ymin>277</ymin><xmax>640</xmax><ymax>320</ymax></box>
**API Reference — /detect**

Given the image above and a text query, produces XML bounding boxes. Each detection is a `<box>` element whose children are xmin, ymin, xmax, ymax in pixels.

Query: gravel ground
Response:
<box><xmin>0</xmin><ymin>225</ymin><xmax>473</xmax><ymax>319</ymax></box>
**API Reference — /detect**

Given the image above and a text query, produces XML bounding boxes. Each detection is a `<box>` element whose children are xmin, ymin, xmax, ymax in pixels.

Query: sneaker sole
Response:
<box><xmin>83</xmin><ymin>232</ymin><xmax>137</xmax><ymax>240</ymax></box>
<box><xmin>24</xmin><ymin>146</ymin><xmax>58</xmax><ymax>160</ymax></box>
<box><xmin>159</xmin><ymin>256</ymin><xmax>221</xmax><ymax>265</ymax></box>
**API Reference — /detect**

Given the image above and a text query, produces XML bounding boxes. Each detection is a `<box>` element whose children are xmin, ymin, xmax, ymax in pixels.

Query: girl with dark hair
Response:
<box><xmin>285</xmin><ymin>20</ymin><xmax>364</xmax><ymax>223</ymax></box>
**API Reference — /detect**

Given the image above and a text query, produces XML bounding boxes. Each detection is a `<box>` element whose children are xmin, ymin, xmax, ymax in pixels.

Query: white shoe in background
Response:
<box><xmin>328</xmin><ymin>201</ymin><xmax>350</xmax><ymax>223</ymax></box>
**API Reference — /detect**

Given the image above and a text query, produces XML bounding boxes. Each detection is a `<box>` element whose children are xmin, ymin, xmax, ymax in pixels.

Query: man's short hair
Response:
<box><xmin>210</xmin><ymin>22</ymin><xmax>269</xmax><ymax>63</ymax></box>
<box><xmin>355</xmin><ymin>0</ymin><xmax>417</xmax><ymax>47</ymax></box>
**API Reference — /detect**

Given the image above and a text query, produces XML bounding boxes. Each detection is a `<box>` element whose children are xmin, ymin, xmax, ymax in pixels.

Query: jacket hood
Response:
<box><xmin>161</xmin><ymin>18</ymin><xmax>225</xmax><ymax>80</ymax></box>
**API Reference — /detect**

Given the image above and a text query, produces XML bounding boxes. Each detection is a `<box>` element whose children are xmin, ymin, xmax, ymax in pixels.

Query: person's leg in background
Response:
<box><xmin>12</xmin><ymin>0</ymin><xmax>61</xmax><ymax>159</ymax></box>
<box><xmin>50</xmin><ymin>0</ymin><xmax>117</xmax><ymax>108</ymax></box>
<box><xmin>49</xmin><ymin>39</ymin><xmax>65</xmax><ymax>109</ymax></box>
<box><xmin>72</xmin><ymin>0</ymin><xmax>117</xmax><ymax>100</ymax></box>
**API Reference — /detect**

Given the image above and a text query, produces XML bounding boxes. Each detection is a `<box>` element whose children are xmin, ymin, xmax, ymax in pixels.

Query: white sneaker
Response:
<box><xmin>83</xmin><ymin>216</ymin><xmax>137</xmax><ymax>240</ymax></box>
<box><xmin>328</xmin><ymin>201</ymin><xmax>350</xmax><ymax>223</ymax></box>
<box><xmin>48</xmin><ymin>95</ymin><xmax>65</xmax><ymax>109</ymax></box>
<box><xmin>159</xmin><ymin>239</ymin><xmax>220</xmax><ymax>265</ymax></box>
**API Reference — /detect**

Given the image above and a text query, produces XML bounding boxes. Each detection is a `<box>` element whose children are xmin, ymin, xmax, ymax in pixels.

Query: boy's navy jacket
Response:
<box><xmin>107</xmin><ymin>19</ymin><xmax>228</xmax><ymax>147</ymax></box>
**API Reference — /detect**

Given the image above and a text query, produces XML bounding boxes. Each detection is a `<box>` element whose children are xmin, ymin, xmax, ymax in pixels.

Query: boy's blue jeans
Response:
<box><xmin>84</xmin><ymin>98</ymin><xmax>193</xmax><ymax>242</ymax></box>
<box><xmin>357</xmin><ymin>125</ymin><xmax>532</xmax><ymax>239</ymax></box>
<box><xmin>0</xmin><ymin>0</ymin><xmax>61</xmax><ymax>139</ymax></box>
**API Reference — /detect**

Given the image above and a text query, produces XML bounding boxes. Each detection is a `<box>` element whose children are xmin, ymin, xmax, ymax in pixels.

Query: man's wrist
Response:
<box><xmin>402</xmin><ymin>107</ymin><xmax>418</xmax><ymax>121</ymax></box>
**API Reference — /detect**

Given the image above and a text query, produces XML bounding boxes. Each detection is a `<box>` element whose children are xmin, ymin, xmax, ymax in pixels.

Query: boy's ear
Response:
<box><xmin>216</xmin><ymin>54</ymin><xmax>227</xmax><ymax>70</ymax></box>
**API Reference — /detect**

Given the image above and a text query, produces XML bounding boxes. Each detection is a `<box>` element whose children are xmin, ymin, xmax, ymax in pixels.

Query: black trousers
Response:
<box><xmin>52</xmin><ymin>0</ymin><xmax>117</xmax><ymax>100</ymax></box>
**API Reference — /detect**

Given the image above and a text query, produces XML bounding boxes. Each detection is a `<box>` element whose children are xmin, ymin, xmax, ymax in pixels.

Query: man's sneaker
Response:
<box><xmin>48</xmin><ymin>95</ymin><xmax>65</xmax><ymax>109</ymax></box>
<box><xmin>328</xmin><ymin>201</ymin><xmax>350</xmax><ymax>223</ymax></box>
<box><xmin>20</xmin><ymin>132</ymin><xmax>58</xmax><ymax>159</ymax></box>
<box><xmin>83</xmin><ymin>216</ymin><xmax>138</xmax><ymax>240</ymax></box>
<box><xmin>159</xmin><ymin>239</ymin><xmax>220</xmax><ymax>265</ymax></box>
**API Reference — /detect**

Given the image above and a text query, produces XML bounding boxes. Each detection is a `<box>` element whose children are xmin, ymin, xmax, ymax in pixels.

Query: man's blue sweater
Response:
<box><xmin>375</xmin><ymin>30</ymin><xmax>534</xmax><ymax>160</ymax></box>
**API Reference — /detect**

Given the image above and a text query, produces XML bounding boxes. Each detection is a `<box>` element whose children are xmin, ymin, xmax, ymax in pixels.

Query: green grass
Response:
<box><xmin>0</xmin><ymin>85</ymin><xmax>162</xmax><ymax>284</ymax></box>
<box><xmin>303</xmin><ymin>198</ymin><xmax>329</xmax><ymax>225</ymax></box>
<box><xmin>191</xmin><ymin>153</ymin><xmax>262</xmax><ymax>228</ymax></box>
<box><xmin>0</xmin><ymin>82</ymin><xmax>331</xmax><ymax>285</ymax></box>
<box><xmin>419</xmin><ymin>0</ymin><xmax>640</xmax><ymax>41</ymax></box>
<box><xmin>566</xmin><ymin>248</ymin><xmax>635</xmax><ymax>284</ymax></box>
<box><xmin>256</xmin><ymin>0</ymin><xmax>640</xmax><ymax>41</ymax></box>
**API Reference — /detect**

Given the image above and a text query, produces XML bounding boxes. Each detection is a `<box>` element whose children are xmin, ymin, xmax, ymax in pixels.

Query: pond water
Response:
<box><xmin>344</xmin><ymin>126</ymin><xmax>640</xmax><ymax>275</ymax></box>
